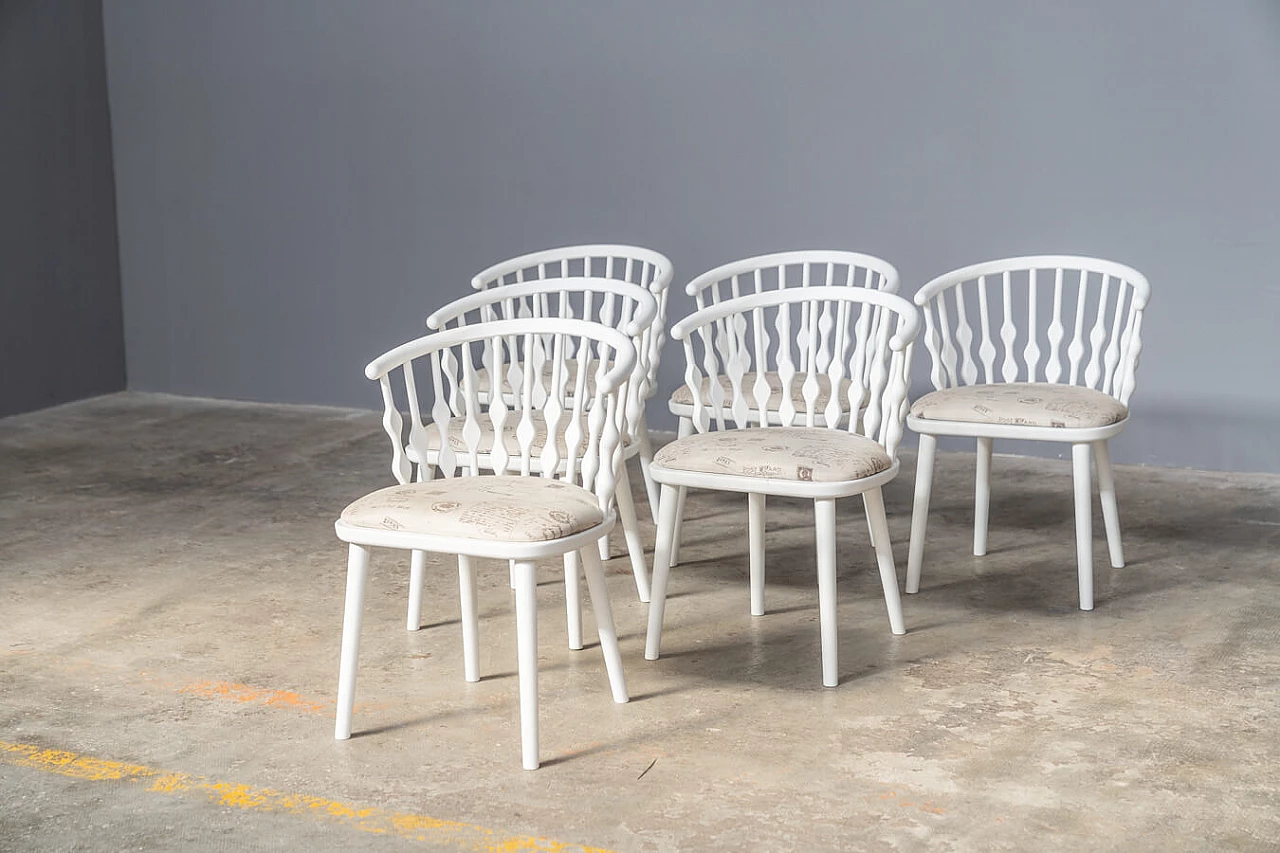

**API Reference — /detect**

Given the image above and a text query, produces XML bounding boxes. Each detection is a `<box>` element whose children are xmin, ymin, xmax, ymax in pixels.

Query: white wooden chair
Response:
<box><xmin>665</xmin><ymin>250</ymin><xmax>901</xmax><ymax>568</ymax></box>
<box><xmin>333</xmin><ymin>318</ymin><xmax>636</xmax><ymax>770</ymax></box>
<box><xmin>471</xmin><ymin>245</ymin><xmax>675</xmax><ymax>517</ymax></box>
<box><xmin>424</xmin><ymin>278</ymin><xmax>658</xmax><ymax>628</ymax></box>
<box><xmin>645</xmin><ymin>287</ymin><xmax>920</xmax><ymax>688</ymax></box>
<box><xmin>905</xmin><ymin>255</ymin><xmax>1151</xmax><ymax>611</ymax></box>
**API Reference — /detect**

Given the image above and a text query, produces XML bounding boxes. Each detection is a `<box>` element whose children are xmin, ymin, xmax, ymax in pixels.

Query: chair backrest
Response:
<box><xmin>364</xmin><ymin>318</ymin><xmax>638</xmax><ymax>514</ymax></box>
<box><xmin>670</xmin><ymin>288</ymin><xmax>920</xmax><ymax>458</ymax></box>
<box><xmin>426</xmin><ymin>278</ymin><xmax>657</xmax><ymax>444</ymax></box>
<box><xmin>470</xmin><ymin>245</ymin><xmax>674</xmax><ymax>400</ymax></box>
<box><xmin>914</xmin><ymin>255</ymin><xmax>1150</xmax><ymax>404</ymax></box>
<box><xmin>685</xmin><ymin>250</ymin><xmax>900</xmax><ymax>312</ymax></box>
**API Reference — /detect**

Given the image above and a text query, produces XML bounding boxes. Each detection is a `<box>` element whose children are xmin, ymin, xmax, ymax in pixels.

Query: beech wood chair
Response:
<box><xmin>905</xmin><ymin>255</ymin><xmax>1151</xmax><ymax>611</ymax></box>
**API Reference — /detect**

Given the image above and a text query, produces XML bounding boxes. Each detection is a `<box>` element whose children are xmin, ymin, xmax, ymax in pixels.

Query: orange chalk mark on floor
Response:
<box><xmin>1</xmin><ymin>740</ymin><xmax>613</xmax><ymax>853</ymax></box>
<box><xmin>178</xmin><ymin>679</ymin><xmax>330</xmax><ymax>714</ymax></box>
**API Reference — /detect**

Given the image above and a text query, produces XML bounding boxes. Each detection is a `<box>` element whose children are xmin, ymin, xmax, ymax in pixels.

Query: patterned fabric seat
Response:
<box><xmin>654</xmin><ymin>427</ymin><xmax>890</xmax><ymax>483</ymax></box>
<box><xmin>910</xmin><ymin>382</ymin><xmax>1127</xmax><ymax>430</ymax></box>
<box><xmin>340</xmin><ymin>477</ymin><xmax>604</xmax><ymax>542</ymax></box>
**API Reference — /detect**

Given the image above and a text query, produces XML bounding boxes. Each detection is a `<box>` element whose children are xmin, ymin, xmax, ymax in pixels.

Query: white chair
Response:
<box><xmin>665</xmin><ymin>250</ymin><xmax>901</xmax><ymax>568</ymax></box>
<box><xmin>905</xmin><ymin>255</ymin><xmax>1151</xmax><ymax>611</ymax></box>
<box><xmin>471</xmin><ymin>245</ymin><xmax>675</xmax><ymax>517</ymax></box>
<box><xmin>333</xmin><ymin>318</ymin><xmax>636</xmax><ymax>770</ymax></box>
<box><xmin>645</xmin><ymin>287</ymin><xmax>920</xmax><ymax>688</ymax></box>
<box><xmin>424</xmin><ymin>278</ymin><xmax>658</xmax><ymax>628</ymax></box>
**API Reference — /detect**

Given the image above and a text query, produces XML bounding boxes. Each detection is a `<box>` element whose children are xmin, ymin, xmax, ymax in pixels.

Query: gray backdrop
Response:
<box><xmin>102</xmin><ymin>0</ymin><xmax>1280</xmax><ymax>471</ymax></box>
<box><xmin>1</xmin><ymin>0</ymin><xmax>124</xmax><ymax>417</ymax></box>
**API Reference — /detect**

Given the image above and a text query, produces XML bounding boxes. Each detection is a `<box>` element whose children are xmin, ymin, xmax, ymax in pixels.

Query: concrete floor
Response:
<box><xmin>1</xmin><ymin>392</ymin><xmax>1277</xmax><ymax>852</ymax></box>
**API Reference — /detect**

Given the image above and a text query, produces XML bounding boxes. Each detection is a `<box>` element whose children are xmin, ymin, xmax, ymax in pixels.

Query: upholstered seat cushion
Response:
<box><xmin>422</xmin><ymin>414</ymin><xmax>590</xmax><ymax>456</ymax></box>
<box><xmin>910</xmin><ymin>382</ymin><xmax>1128</xmax><ymax>429</ymax></box>
<box><xmin>654</xmin><ymin>427</ymin><xmax>892</xmax><ymax>482</ymax></box>
<box><xmin>340</xmin><ymin>477</ymin><xmax>605</xmax><ymax>542</ymax></box>
<box><xmin>669</xmin><ymin>372</ymin><xmax>857</xmax><ymax>410</ymax></box>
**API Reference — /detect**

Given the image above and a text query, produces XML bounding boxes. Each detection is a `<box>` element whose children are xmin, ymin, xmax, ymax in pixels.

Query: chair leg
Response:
<box><xmin>597</xmin><ymin>531</ymin><xmax>610</xmax><ymax>561</ymax></box>
<box><xmin>406</xmin><ymin>550</ymin><xmax>427</xmax><ymax>631</ymax></box>
<box><xmin>580</xmin><ymin>545</ymin><xmax>629</xmax><ymax>704</ymax></box>
<box><xmin>863</xmin><ymin>487</ymin><xmax>906</xmax><ymax>635</ymax></box>
<box><xmin>635</xmin><ymin>413</ymin><xmax>661</xmax><ymax>518</ymax></box>
<box><xmin>1094</xmin><ymin>439</ymin><xmax>1125</xmax><ymax>569</ymax></box>
<box><xmin>335</xmin><ymin>543</ymin><xmax>371</xmax><ymax>740</ymax></box>
<box><xmin>615</xmin><ymin>465</ymin><xmax>652</xmax><ymax>602</ymax></box>
<box><xmin>563</xmin><ymin>551</ymin><xmax>583</xmax><ymax>651</ymax></box>
<box><xmin>1072</xmin><ymin>442</ymin><xmax>1095</xmax><ymax>611</ymax></box>
<box><xmin>814</xmin><ymin>498</ymin><xmax>839</xmax><ymax>688</ymax></box>
<box><xmin>905</xmin><ymin>434</ymin><xmax>937</xmax><ymax>594</ymax></box>
<box><xmin>668</xmin><ymin>417</ymin><xmax>694</xmax><ymax>568</ymax></box>
<box><xmin>509</xmin><ymin>559</ymin><xmax>516</xmax><ymax>590</ymax></box>
<box><xmin>458</xmin><ymin>555</ymin><xmax>479</xmax><ymax>682</ymax></box>
<box><xmin>863</xmin><ymin>495</ymin><xmax>877</xmax><ymax>549</ymax></box>
<box><xmin>974</xmin><ymin>436</ymin><xmax>992</xmax><ymax>557</ymax></box>
<box><xmin>748</xmin><ymin>492</ymin><xmax>766</xmax><ymax>616</ymax></box>
<box><xmin>645</xmin><ymin>483</ymin><xmax>680</xmax><ymax>660</ymax></box>
<box><xmin>512</xmin><ymin>559</ymin><xmax>540</xmax><ymax>770</ymax></box>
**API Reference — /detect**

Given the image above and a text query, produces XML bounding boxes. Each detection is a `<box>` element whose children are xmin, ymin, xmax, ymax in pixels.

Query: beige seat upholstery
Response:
<box><xmin>654</xmin><ymin>426</ymin><xmax>892</xmax><ymax>483</ymax></box>
<box><xmin>340</xmin><ymin>477</ymin><xmax>605</xmax><ymax>542</ymax></box>
<box><xmin>910</xmin><ymin>382</ymin><xmax>1127</xmax><ymax>430</ymax></box>
<box><xmin>670</xmin><ymin>372</ymin><xmax>854</xmax><ymax>409</ymax></box>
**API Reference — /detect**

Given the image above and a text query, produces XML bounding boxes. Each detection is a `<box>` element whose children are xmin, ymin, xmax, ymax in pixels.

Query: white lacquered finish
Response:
<box><xmin>332</xmin><ymin>318</ymin><xmax>635</xmax><ymax>769</ymax></box>
<box><xmin>905</xmin><ymin>256</ymin><xmax>1150</xmax><ymax>611</ymax></box>
<box><xmin>470</xmin><ymin>245</ymin><xmax>674</xmax><ymax>517</ymax></box>
<box><xmin>426</xmin><ymin>278</ymin><xmax>658</xmax><ymax>608</ymax></box>
<box><xmin>666</xmin><ymin>250</ymin><xmax>900</xmax><ymax>568</ymax></box>
<box><xmin>646</xmin><ymin>286</ymin><xmax>920</xmax><ymax>687</ymax></box>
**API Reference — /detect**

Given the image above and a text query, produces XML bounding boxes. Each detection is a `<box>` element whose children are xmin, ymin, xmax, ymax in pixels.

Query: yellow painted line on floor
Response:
<box><xmin>0</xmin><ymin>740</ymin><xmax>613</xmax><ymax>853</ymax></box>
<box><xmin>177</xmin><ymin>679</ymin><xmax>331</xmax><ymax>714</ymax></box>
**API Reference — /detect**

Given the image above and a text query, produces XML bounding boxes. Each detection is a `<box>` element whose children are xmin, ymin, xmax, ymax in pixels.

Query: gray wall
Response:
<box><xmin>1</xmin><ymin>0</ymin><xmax>125</xmax><ymax>417</ymax></box>
<box><xmin>103</xmin><ymin>1</ymin><xmax>1280</xmax><ymax>471</ymax></box>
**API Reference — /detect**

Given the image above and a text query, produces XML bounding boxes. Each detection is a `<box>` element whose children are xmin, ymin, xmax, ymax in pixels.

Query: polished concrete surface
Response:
<box><xmin>1</xmin><ymin>393</ymin><xmax>1277</xmax><ymax>852</ymax></box>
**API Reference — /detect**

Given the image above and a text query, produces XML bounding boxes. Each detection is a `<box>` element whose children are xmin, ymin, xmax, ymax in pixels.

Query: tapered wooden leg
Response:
<box><xmin>512</xmin><ymin>560</ymin><xmax>540</xmax><ymax>770</ymax></box>
<box><xmin>863</xmin><ymin>487</ymin><xmax>906</xmax><ymax>635</ymax></box>
<box><xmin>635</xmin><ymin>414</ymin><xmax>661</xmax><ymax>518</ymax></box>
<box><xmin>645</xmin><ymin>484</ymin><xmax>680</xmax><ymax>661</ymax></box>
<box><xmin>748</xmin><ymin>493</ymin><xmax>766</xmax><ymax>616</ymax></box>
<box><xmin>335</xmin><ymin>544</ymin><xmax>371</xmax><ymax>740</ymax></box>
<box><xmin>1094</xmin><ymin>440</ymin><xmax>1125</xmax><ymax>569</ymax></box>
<box><xmin>564</xmin><ymin>551</ymin><xmax>583</xmax><ymax>650</ymax></box>
<box><xmin>905</xmin><ymin>434</ymin><xmax>937</xmax><ymax>594</ymax></box>
<box><xmin>863</xmin><ymin>495</ymin><xmax>877</xmax><ymax>549</ymax></box>
<box><xmin>406</xmin><ymin>550</ymin><xmax>426</xmax><ymax>631</ymax></box>
<box><xmin>458</xmin><ymin>555</ymin><xmax>479</xmax><ymax>682</ymax></box>
<box><xmin>815</xmin><ymin>499</ymin><xmax>839</xmax><ymax>687</ymax></box>
<box><xmin>669</xmin><ymin>417</ymin><xmax>694</xmax><ymax>568</ymax></box>
<box><xmin>974</xmin><ymin>436</ymin><xmax>992</xmax><ymax>556</ymax></box>
<box><xmin>581</xmin><ymin>545</ymin><xmax>629</xmax><ymax>704</ymax></box>
<box><xmin>1072</xmin><ymin>442</ymin><xmax>1095</xmax><ymax>611</ymax></box>
<box><xmin>615</xmin><ymin>466</ymin><xmax>652</xmax><ymax>602</ymax></box>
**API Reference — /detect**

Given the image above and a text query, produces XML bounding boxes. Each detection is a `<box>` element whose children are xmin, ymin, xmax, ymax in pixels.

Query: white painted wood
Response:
<box><xmin>974</xmin><ymin>436</ymin><xmax>992</xmax><ymax>557</ymax></box>
<box><xmin>458</xmin><ymin>555</ymin><xmax>479</xmax><ymax>682</ymax></box>
<box><xmin>513</xmin><ymin>559</ymin><xmax>540</xmax><ymax>770</ymax></box>
<box><xmin>814</xmin><ymin>498</ymin><xmax>839</xmax><ymax>688</ymax></box>
<box><xmin>406</xmin><ymin>550</ymin><xmax>426</xmax><ymax>631</ymax></box>
<box><xmin>748</xmin><ymin>492</ymin><xmax>766</xmax><ymax>616</ymax></box>
<box><xmin>563</xmin><ymin>551</ymin><xmax>582</xmax><ymax>651</ymax></box>
<box><xmin>334</xmin><ymin>543</ymin><xmax>370</xmax><ymax>740</ymax></box>
<box><xmin>668</xmin><ymin>416</ymin><xmax>693</xmax><ymax>568</ymax></box>
<box><xmin>580</xmin><ymin>545</ymin><xmax>629</xmax><ymax>705</ymax></box>
<box><xmin>647</xmin><ymin>286</ymin><xmax>920</xmax><ymax>686</ymax></box>
<box><xmin>1094</xmin><ymin>440</ymin><xmax>1125</xmax><ymax>569</ymax></box>
<box><xmin>1072</xmin><ymin>443</ymin><xmax>1095</xmax><ymax>611</ymax></box>
<box><xmin>905</xmin><ymin>433</ymin><xmax>936</xmax><ymax>595</ymax></box>
<box><xmin>333</xmin><ymin>317</ymin><xmax>638</xmax><ymax>768</ymax></box>
<box><xmin>614</xmin><ymin>465</ymin><xmax>651</xmax><ymax>602</ymax></box>
<box><xmin>863</xmin><ymin>487</ymin><xmax>906</xmax><ymax>635</ymax></box>
<box><xmin>909</xmin><ymin>256</ymin><xmax>1150</xmax><ymax>609</ymax></box>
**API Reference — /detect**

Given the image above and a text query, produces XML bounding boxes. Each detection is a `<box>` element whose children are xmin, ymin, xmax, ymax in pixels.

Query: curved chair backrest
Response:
<box><xmin>670</xmin><ymin>288</ymin><xmax>920</xmax><ymax>458</ymax></box>
<box><xmin>913</xmin><ymin>255</ymin><xmax>1150</xmax><ymax>405</ymax></box>
<box><xmin>426</xmin><ymin>278</ymin><xmax>657</xmax><ymax>443</ymax></box>
<box><xmin>470</xmin><ymin>245</ymin><xmax>674</xmax><ymax>400</ymax></box>
<box><xmin>365</xmin><ymin>318</ymin><xmax>637</xmax><ymax>515</ymax></box>
<box><xmin>685</xmin><ymin>250</ymin><xmax>900</xmax><ymax>312</ymax></box>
